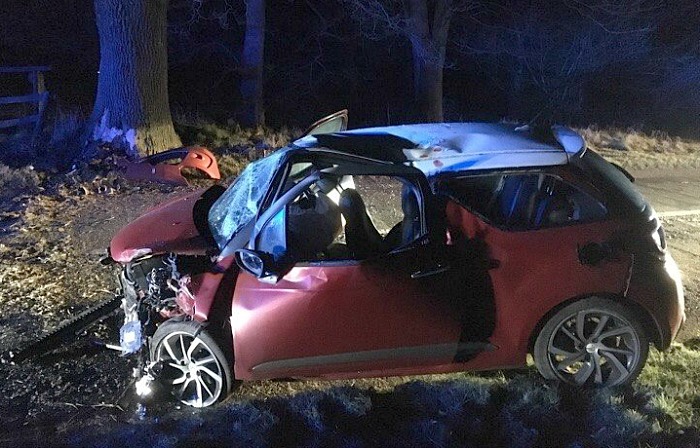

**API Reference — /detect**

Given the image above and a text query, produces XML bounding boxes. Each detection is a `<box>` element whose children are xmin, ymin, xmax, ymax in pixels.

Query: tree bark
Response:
<box><xmin>507</xmin><ymin>63</ymin><xmax>525</xmax><ymax>119</ymax></box>
<box><xmin>91</xmin><ymin>0</ymin><xmax>181</xmax><ymax>156</ymax></box>
<box><xmin>407</xmin><ymin>0</ymin><xmax>451</xmax><ymax>122</ymax></box>
<box><xmin>238</xmin><ymin>0</ymin><xmax>266</xmax><ymax>127</ymax></box>
<box><xmin>411</xmin><ymin>38</ymin><xmax>445</xmax><ymax>122</ymax></box>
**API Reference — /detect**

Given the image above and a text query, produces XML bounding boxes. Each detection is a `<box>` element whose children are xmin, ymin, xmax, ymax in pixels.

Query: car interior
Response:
<box><xmin>439</xmin><ymin>172</ymin><xmax>607</xmax><ymax>230</ymax></box>
<box><xmin>284</xmin><ymin>174</ymin><xmax>423</xmax><ymax>262</ymax></box>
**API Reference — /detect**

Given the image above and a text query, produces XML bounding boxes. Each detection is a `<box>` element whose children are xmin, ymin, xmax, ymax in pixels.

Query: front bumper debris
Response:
<box><xmin>1</xmin><ymin>294</ymin><xmax>123</xmax><ymax>364</ymax></box>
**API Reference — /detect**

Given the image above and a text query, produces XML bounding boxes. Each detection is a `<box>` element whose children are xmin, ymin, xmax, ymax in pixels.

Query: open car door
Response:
<box><xmin>298</xmin><ymin>110</ymin><xmax>348</xmax><ymax>139</ymax></box>
<box><xmin>230</xmin><ymin>152</ymin><xmax>495</xmax><ymax>381</ymax></box>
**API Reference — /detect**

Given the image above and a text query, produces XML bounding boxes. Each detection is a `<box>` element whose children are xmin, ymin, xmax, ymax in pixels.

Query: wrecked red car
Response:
<box><xmin>106</xmin><ymin>115</ymin><xmax>685</xmax><ymax>407</ymax></box>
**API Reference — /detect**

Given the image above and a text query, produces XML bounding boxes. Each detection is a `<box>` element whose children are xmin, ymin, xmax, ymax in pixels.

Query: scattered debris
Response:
<box><xmin>117</xmin><ymin>146</ymin><xmax>221</xmax><ymax>185</ymax></box>
<box><xmin>2</xmin><ymin>294</ymin><xmax>123</xmax><ymax>364</ymax></box>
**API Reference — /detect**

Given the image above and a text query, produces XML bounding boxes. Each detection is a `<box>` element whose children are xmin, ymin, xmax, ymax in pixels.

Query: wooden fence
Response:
<box><xmin>0</xmin><ymin>66</ymin><xmax>50</xmax><ymax>136</ymax></box>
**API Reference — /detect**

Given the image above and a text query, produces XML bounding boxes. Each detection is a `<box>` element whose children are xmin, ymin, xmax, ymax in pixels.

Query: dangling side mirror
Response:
<box><xmin>234</xmin><ymin>249</ymin><xmax>280</xmax><ymax>283</ymax></box>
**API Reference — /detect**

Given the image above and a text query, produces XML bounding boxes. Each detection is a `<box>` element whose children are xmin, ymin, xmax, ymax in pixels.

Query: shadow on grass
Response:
<box><xmin>64</xmin><ymin>375</ymin><xmax>700</xmax><ymax>448</ymax></box>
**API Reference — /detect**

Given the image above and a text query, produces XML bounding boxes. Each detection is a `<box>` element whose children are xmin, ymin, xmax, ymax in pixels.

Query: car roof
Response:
<box><xmin>294</xmin><ymin>122</ymin><xmax>585</xmax><ymax>176</ymax></box>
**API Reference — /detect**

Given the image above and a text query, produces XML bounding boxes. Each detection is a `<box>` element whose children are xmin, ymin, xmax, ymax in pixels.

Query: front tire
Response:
<box><xmin>150</xmin><ymin>320</ymin><xmax>234</xmax><ymax>407</ymax></box>
<box><xmin>533</xmin><ymin>297</ymin><xmax>649</xmax><ymax>387</ymax></box>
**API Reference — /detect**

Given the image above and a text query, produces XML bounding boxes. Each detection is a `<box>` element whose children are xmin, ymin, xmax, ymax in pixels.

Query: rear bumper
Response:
<box><xmin>626</xmin><ymin>253</ymin><xmax>685</xmax><ymax>349</ymax></box>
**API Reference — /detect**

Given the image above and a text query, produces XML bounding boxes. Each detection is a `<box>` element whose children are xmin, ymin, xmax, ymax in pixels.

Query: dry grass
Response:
<box><xmin>0</xmin><ymin>112</ymin><xmax>88</xmax><ymax>172</ymax></box>
<box><xmin>0</xmin><ymin>164</ymin><xmax>41</xmax><ymax>203</ymax></box>
<box><xmin>66</xmin><ymin>344</ymin><xmax>700</xmax><ymax>447</ymax></box>
<box><xmin>577</xmin><ymin>126</ymin><xmax>700</xmax><ymax>170</ymax></box>
<box><xmin>173</xmin><ymin>115</ymin><xmax>300</xmax><ymax>180</ymax></box>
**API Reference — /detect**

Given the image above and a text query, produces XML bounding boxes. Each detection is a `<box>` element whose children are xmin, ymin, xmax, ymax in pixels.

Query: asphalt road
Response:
<box><xmin>633</xmin><ymin>168</ymin><xmax>700</xmax><ymax>339</ymax></box>
<box><xmin>633</xmin><ymin>167</ymin><xmax>700</xmax><ymax>216</ymax></box>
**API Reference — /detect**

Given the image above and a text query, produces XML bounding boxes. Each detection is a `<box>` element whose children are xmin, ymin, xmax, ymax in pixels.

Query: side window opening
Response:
<box><xmin>275</xmin><ymin>174</ymin><xmax>425</xmax><ymax>263</ymax></box>
<box><xmin>438</xmin><ymin>174</ymin><xmax>502</xmax><ymax>222</ymax></box>
<box><xmin>440</xmin><ymin>172</ymin><xmax>607</xmax><ymax>230</ymax></box>
<box><xmin>537</xmin><ymin>177</ymin><xmax>607</xmax><ymax>226</ymax></box>
<box><xmin>494</xmin><ymin>174</ymin><xmax>542</xmax><ymax>227</ymax></box>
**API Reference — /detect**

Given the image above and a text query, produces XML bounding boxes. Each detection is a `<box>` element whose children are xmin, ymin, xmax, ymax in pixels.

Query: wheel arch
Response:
<box><xmin>527</xmin><ymin>293</ymin><xmax>662</xmax><ymax>353</ymax></box>
<box><xmin>151</xmin><ymin>317</ymin><xmax>237</xmax><ymax>389</ymax></box>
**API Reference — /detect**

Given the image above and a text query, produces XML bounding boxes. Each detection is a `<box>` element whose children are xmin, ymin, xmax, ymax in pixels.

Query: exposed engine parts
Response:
<box><xmin>121</xmin><ymin>254</ymin><xmax>179</xmax><ymax>321</ymax></box>
<box><xmin>1</xmin><ymin>253</ymin><xmax>212</xmax><ymax>364</ymax></box>
<box><xmin>118</xmin><ymin>253</ymin><xmax>211</xmax><ymax>354</ymax></box>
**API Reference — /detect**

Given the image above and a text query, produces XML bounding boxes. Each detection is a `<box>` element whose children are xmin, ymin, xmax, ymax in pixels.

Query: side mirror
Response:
<box><xmin>234</xmin><ymin>249</ymin><xmax>278</xmax><ymax>283</ymax></box>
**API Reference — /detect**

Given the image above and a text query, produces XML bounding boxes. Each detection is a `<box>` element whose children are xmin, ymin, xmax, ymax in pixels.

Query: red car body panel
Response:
<box><xmin>119</xmin><ymin>146</ymin><xmax>221</xmax><ymax>186</ymax></box>
<box><xmin>110</xmin><ymin>190</ymin><xmax>210</xmax><ymax>262</ymax></box>
<box><xmin>110</xmin><ymin>187</ymin><xmax>658</xmax><ymax>384</ymax></box>
<box><xmin>226</xmin><ymin>201</ymin><xmax>633</xmax><ymax>381</ymax></box>
<box><xmin>444</xmin><ymin>201</ymin><xmax>633</xmax><ymax>359</ymax></box>
<box><xmin>231</xmin><ymin>264</ymin><xmax>464</xmax><ymax>380</ymax></box>
<box><xmin>188</xmin><ymin>257</ymin><xmax>236</xmax><ymax>322</ymax></box>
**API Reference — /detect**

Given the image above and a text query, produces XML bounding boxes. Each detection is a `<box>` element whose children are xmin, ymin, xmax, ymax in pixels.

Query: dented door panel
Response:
<box><xmin>231</xmin><ymin>260</ymin><xmax>464</xmax><ymax>380</ymax></box>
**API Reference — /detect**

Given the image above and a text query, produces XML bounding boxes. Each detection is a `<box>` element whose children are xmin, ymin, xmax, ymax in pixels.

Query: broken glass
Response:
<box><xmin>208</xmin><ymin>148</ymin><xmax>291</xmax><ymax>249</ymax></box>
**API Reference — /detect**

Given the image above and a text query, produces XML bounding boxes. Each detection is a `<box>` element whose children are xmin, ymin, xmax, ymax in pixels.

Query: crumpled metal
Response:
<box><xmin>118</xmin><ymin>146</ymin><xmax>221</xmax><ymax>185</ymax></box>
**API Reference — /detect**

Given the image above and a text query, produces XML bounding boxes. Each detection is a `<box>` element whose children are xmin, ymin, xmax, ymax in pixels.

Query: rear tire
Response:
<box><xmin>533</xmin><ymin>297</ymin><xmax>648</xmax><ymax>387</ymax></box>
<box><xmin>150</xmin><ymin>319</ymin><xmax>234</xmax><ymax>407</ymax></box>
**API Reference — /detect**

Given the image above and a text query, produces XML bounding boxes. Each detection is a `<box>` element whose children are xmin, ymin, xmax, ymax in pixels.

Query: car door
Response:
<box><xmin>299</xmin><ymin>109</ymin><xmax>348</xmax><ymax>138</ymax></box>
<box><xmin>441</xmin><ymin>171</ymin><xmax>634</xmax><ymax>361</ymax></box>
<box><xmin>230</xmin><ymin>164</ymin><xmax>492</xmax><ymax>380</ymax></box>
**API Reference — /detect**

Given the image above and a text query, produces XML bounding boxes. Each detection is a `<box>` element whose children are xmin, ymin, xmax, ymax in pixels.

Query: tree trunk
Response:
<box><xmin>507</xmin><ymin>63</ymin><xmax>525</xmax><ymax>119</ymax></box>
<box><xmin>91</xmin><ymin>0</ymin><xmax>181</xmax><ymax>157</ymax></box>
<box><xmin>411</xmin><ymin>38</ymin><xmax>445</xmax><ymax>122</ymax></box>
<box><xmin>238</xmin><ymin>0</ymin><xmax>266</xmax><ymax>127</ymax></box>
<box><xmin>407</xmin><ymin>0</ymin><xmax>451</xmax><ymax>122</ymax></box>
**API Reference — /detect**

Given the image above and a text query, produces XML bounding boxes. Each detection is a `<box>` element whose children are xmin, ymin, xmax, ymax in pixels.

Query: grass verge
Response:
<box><xmin>64</xmin><ymin>341</ymin><xmax>700</xmax><ymax>448</ymax></box>
<box><xmin>577</xmin><ymin>126</ymin><xmax>700</xmax><ymax>170</ymax></box>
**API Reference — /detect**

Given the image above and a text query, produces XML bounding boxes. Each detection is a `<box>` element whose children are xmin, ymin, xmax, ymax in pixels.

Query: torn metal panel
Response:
<box><xmin>118</xmin><ymin>146</ymin><xmax>221</xmax><ymax>185</ymax></box>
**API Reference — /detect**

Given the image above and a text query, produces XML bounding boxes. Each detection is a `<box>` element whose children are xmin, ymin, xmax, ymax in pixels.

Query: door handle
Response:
<box><xmin>578</xmin><ymin>242</ymin><xmax>613</xmax><ymax>266</ymax></box>
<box><xmin>411</xmin><ymin>263</ymin><xmax>451</xmax><ymax>279</ymax></box>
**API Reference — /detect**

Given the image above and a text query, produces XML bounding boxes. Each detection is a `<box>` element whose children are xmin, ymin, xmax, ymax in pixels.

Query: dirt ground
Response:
<box><xmin>0</xmin><ymin>181</ymin><xmax>186</xmax><ymax>437</ymax></box>
<box><xmin>0</xmin><ymin>162</ymin><xmax>698</xmax><ymax>440</ymax></box>
<box><xmin>660</xmin><ymin>214</ymin><xmax>700</xmax><ymax>340</ymax></box>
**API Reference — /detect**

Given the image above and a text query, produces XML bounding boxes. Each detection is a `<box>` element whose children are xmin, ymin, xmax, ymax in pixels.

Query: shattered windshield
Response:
<box><xmin>208</xmin><ymin>148</ymin><xmax>292</xmax><ymax>249</ymax></box>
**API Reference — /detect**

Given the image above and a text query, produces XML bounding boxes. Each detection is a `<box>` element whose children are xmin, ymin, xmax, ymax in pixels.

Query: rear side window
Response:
<box><xmin>440</xmin><ymin>173</ymin><xmax>607</xmax><ymax>230</ymax></box>
<box><xmin>439</xmin><ymin>175</ymin><xmax>501</xmax><ymax>222</ymax></box>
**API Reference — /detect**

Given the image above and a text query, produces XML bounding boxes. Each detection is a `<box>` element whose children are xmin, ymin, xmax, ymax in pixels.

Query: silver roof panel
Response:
<box><xmin>295</xmin><ymin>122</ymin><xmax>586</xmax><ymax>175</ymax></box>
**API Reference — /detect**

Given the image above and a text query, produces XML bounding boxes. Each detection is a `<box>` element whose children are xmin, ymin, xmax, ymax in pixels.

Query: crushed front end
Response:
<box><xmin>116</xmin><ymin>253</ymin><xmax>213</xmax><ymax>354</ymax></box>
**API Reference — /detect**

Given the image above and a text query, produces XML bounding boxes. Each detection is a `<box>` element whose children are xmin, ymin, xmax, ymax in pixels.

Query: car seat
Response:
<box><xmin>338</xmin><ymin>188</ymin><xmax>384</xmax><ymax>258</ymax></box>
<box><xmin>498</xmin><ymin>175</ymin><xmax>540</xmax><ymax>227</ymax></box>
<box><xmin>287</xmin><ymin>191</ymin><xmax>342</xmax><ymax>259</ymax></box>
<box><xmin>532</xmin><ymin>185</ymin><xmax>574</xmax><ymax>227</ymax></box>
<box><xmin>401</xmin><ymin>186</ymin><xmax>421</xmax><ymax>245</ymax></box>
<box><xmin>543</xmin><ymin>195</ymin><xmax>574</xmax><ymax>226</ymax></box>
